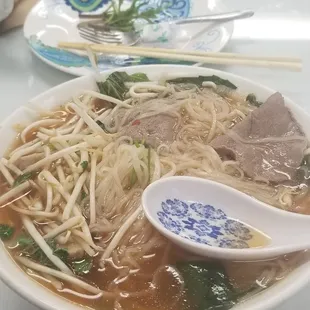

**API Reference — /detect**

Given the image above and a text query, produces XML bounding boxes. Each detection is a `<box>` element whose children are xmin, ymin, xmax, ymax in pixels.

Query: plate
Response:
<box><xmin>0</xmin><ymin>65</ymin><xmax>310</xmax><ymax>310</ymax></box>
<box><xmin>23</xmin><ymin>0</ymin><xmax>234</xmax><ymax>76</ymax></box>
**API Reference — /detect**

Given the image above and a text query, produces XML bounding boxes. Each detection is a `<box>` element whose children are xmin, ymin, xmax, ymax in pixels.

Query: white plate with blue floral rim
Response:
<box><xmin>23</xmin><ymin>0</ymin><xmax>234</xmax><ymax>76</ymax></box>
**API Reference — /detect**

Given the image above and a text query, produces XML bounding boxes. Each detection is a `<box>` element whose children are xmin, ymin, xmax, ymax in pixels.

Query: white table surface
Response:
<box><xmin>1</xmin><ymin>0</ymin><xmax>310</xmax><ymax>309</ymax></box>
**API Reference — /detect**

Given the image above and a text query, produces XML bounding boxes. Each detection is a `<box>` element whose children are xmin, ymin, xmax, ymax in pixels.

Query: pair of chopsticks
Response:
<box><xmin>58</xmin><ymin>42</ymin><xmax>302</xmax><ymax>71</ymax></box>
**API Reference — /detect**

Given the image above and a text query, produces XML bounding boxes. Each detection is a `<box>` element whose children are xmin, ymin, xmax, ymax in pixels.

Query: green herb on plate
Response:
<box><xmin>100</xmin><ymin>0</ymin><xmax>163</xmax><ymax>32</ymax></box>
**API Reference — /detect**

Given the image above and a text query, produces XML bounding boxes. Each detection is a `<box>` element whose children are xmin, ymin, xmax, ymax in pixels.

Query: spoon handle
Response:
<box><xmin>174</xmin><ymin>10</ymin><xmax>254</xmax><ymax>25</ymax></box>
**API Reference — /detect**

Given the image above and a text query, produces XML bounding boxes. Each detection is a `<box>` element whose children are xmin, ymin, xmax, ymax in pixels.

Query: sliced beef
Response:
<box><xmin>210</xmin><ymin>92</ymin><xmax>307</xmax><ymax>183</ymax></box>
<box><xmin>122</xmin><ymin>114</ymin><xmax>177</xmax><ymax>148</ymax></box>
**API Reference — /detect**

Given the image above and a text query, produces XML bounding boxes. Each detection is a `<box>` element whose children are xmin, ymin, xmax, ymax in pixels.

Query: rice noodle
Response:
<box><xmin>101</xmin><ymin>206</ymin><xmax>142</xmax><ymax>261</ymax></box>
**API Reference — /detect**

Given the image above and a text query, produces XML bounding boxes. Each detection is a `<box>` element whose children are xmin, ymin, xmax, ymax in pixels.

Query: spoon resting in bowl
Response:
<box><xmin>142</xmin><ymin>176</ymin><xmax>310</xmax><ymax>261</ymax></box>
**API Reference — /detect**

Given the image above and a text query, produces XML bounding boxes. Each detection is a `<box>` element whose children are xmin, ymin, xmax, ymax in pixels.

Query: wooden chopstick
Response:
<box><xmin>58</xmin><ymin>42</ymin><xmax>302</xmax><ymax>71</ymax></box>
<box><xmin>58</xmin><ymin>42</ymin><xmax>300</xmax><ymax>62</ymax></box>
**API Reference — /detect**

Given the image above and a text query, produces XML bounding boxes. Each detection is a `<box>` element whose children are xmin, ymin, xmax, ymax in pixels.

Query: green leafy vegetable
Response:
<box><xmin>81</xmin><ymin>161</ymin><xmax>88</xmax><ymax>171</ymax></box>
<box><xmin>0</xmin><ymin>224</ymin><xmax>14</xmax><ymax>241</ymax></box>
<box><xmin>99</xmin><ymin>0</ymin><xmax>163</xmax><ymax>32</ymax></box>
<box><xmin>97</xmin><ymin>71</ymin><xmax>149</xmax><ymax>100</ymax></box>
<box><xmin>177</xmin><ymin>261</ymin><xmax>238</xmax><ymax>310</ymax></box>
<box><xmin>128</xmin><ymin>73</ymin><xmax>149</xmax><ymax>82</ymax></box>
<box><xmin>246</xmin><ymin>93</ymin><xmax>263</xmax><ymax>107</ymax></box>
<box><xmin>17</xmin><ymin>234</ymin><xmax>68</xmax><ymax>266</ymax></box>
<box><xmin>13</xmin><ymin>172</ymin><xmax>33</xmax><ymax>187</ymax></box>
<box><xmin>167</xmin><ymin>75</ymin><xmax>237</xmax><ymax>90</ymax></box>
<box><xmin>16</xmin><ymin>235</ymin><xmax>35</xmax><ymax>247</ymax></box>
<box><xmin>81</xmin><ymin>190</ymin><xmax>87</xmax><ymax>201</ymax></box>
<box><xmin>72</xmin><ymin>257</ymin><xmax>93</xmax><ymax>275</ymax></box>
<box><xmin>54</xmin><ymin>248</ymin><xmax>69</xmax><ymax>262</ymax></box>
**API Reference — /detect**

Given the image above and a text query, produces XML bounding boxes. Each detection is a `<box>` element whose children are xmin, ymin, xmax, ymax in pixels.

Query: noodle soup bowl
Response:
<box><xmin>0</xmin><ymin>65</ymin><xmax>310</xmax><ymax>310</ymax></box>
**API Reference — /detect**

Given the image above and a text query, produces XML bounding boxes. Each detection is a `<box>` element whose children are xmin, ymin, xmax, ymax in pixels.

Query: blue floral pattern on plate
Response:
<box><xmin>156</xmin><ymin>199</ymin><xmax>254</xmax><ymax>249</ymax></box>
<box><xmin>28</xmin><ymin>0</ymin><xmax>193</xmax><ymax>70</ymax></box>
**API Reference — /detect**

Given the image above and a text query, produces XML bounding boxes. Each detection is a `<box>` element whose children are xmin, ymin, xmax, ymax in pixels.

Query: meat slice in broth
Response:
<box><xmin>122</xmin><ymin>114</ymin><xmax>178</xmax><ymax>148</ymax></box>
<box><xmin>210</xmin><ymin>92</ymin><xmax>307</xmax><ymax>183</ymax></box>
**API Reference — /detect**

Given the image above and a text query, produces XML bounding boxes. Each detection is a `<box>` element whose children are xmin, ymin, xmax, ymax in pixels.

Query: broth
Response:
<box><xmin>0</xmin><ymin>73</ymin><xmax>310</xmax><ymax>310</ymax></box>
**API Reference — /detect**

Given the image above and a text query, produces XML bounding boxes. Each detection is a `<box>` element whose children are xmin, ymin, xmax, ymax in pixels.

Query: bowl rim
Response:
<box><xmin>1</xmin><ymin>64</ymin><xmax>310</xmax><ymax>310</ymax></box>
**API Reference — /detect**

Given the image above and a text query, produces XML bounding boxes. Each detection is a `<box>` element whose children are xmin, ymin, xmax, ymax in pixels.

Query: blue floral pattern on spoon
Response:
<box><xmin>157</xmin><ymin>199</ymin><xmax>253</xmax><ymax>249</ymax></box>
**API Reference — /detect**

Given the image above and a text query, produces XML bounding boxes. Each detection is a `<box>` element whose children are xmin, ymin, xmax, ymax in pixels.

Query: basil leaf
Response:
<box><xmin>177</xmin><ymin>261</ymin><xmax>237</xmax><ymax>310</ymax></box>
<box><xmin>97</xmin><ymin>71</ymin><xmax>149</xmax><ymax>100</ymax></box>
<box><xmin>0</xmin><ymin>224</ymin><xmax>14</xmax><ymax>241</ymax></box>
<box><xmin>13</xmin><ymin>172</ymin><xmax>33</xmax><ymax>187</ymax></box>
<box><xmin>72</xmin><ymin>257</ymin><xmax>93</xmax><ymax>275</ymax></box>
<box><xmin>16</xmin><ymin>235</ymin><xmax>34</xmax><ymax>247</ymax></box>
<box><xmin>17</xmin><ymin>234</ymin><xmax>68</xmax><ymax>266</ymax></box>
<box><xmin>128</xmin><ymin>73</ymin><xmax>149</xmax><ymax>83</ymax></box>
<box><xmin>81</xmin><ymin>161</ymin><xmax>88</xmax><ymax>171</ymax></box>
<box><xmin>167</xmin><ymin>75</ymin><xmax>237</xmax><ymax>90</ymax></box>
<box><xmin>97</xmin><ymin>72</ymin><xmax>130</xmax><ymax>100</ymax></box>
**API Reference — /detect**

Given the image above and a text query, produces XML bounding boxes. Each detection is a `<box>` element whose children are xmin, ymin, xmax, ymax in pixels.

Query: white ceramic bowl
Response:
<box><xmin>0</xmin><ymin>0</ymin><xmax>14</xmax><ymax>22</ymax></box>
<box><xmin>0</xmin><ymin>65</ymin><xmax>310</xmax><ymax>310</ymax></box>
